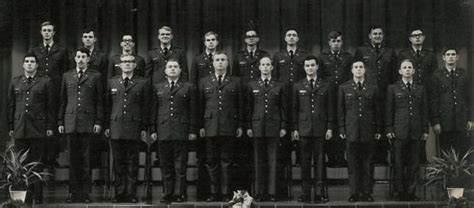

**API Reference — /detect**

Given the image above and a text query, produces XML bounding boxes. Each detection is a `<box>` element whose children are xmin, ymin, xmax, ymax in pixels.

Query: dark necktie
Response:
<box><xmin>27</xmin><ymin>77</ymin><xmax>32</xmax><ymax>84</ymax></box>
<box><xmin>218</xmin><ymin>75</ymin><xmax>223</xmax><ymax>86</ymax></box>
<box><xmin>208</xmin><ymin>53</ymin><xmax>213</xmax><ymax>60</ymax></box>
<box><xmin>357</xmin><ymin>82</ymin><xmax>362</xmax><ymax>90</ymax></box>
<box><xmin>124</xmin><ymin>77</ymin><xmax>129</xmax><ymax>88</ymax></box>
<box><xmin>450</xmin><ymin>70</ymin><xmax>456</xmax><ymax>87</ymax></box>
<box><xmin>310</xmin><ymin>79</ymin><xmax>315</xmax><ymax>90</ymax></box>
<box><xmin>78</xmin><ymin>70</ymin><xmax>83</xmax><ymax>80</ymax></box>
<box><xmin>45</xmin><ymin>44</ymin><xmax>50</xmax><ymax>54</ymax></box>
<box><xmin>170</xmin><ymin>81</ymin><xmax>175</xmax><ymax>90</ymax></box>
<box><xmin>289</xmin><ymin>50</ymin><xmax>294</xmax><ymax>59</ymax></box>
<box><xmin>249</xmin><ymin>51</ymin><xmax>254</xmax><ymax>59</ymax></box>
<box><xmin>407</xmin><ymin>82</ymin><xmax>411</xmax><ymax>92</ymax></box>
<box><xmin>375</xmin><ymin>44</ymin><xmax>380</xmax><ymax>55</ymax></box>
<box><xmin>416</xmin><ymin>50</ymin><xmax>421</xmax><ymax>58</ymax></box>
<box><xmin>163</xmin><ymin>47</ymin><xmax>169</xmax><ymax>56</ymax></box>
<box><xmin>264</xmin><ymin>79</ymin><xmax>269</xmax><ymax>88</ymax></box>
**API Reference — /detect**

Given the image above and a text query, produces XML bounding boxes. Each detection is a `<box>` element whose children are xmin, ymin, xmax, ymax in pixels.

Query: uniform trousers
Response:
<box><xmin>111</xmin><ymin>139</ymin><xmax>139</xmax><ymax>198</ymax></box>
<box><xmin>205</xmin><ymin>137</ymin><xmax>234</xmax><ymax>195</ymax></box>
<box><xmin>347</xmin><ymin>141</ymin><xmax>374</xmax><ymax>195</ymax></box>
<box><xmin>68</xmin><ymin>133</ymin><xmax>93</xmax><ymax>196</ymax></box>
<box><xmin>158</xmin><ymin>140</ymin><xmax>188</xmax><ymax>196</ymax></box>
<box><xmin>253</xmin><ymin>137</ymin><xmax>279</xmax><ymax>195</ymax></box>
<box><xmin>300</xmin><ymin>137</ymin><xmax>324</xmax><ymax>196</ymax></box>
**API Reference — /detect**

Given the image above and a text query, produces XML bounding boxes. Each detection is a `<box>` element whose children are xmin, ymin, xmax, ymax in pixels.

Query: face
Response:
<box><xmin>213</xmin><ymin>53</ymin><xmax>228</xmax><ymax>74</ymax></box>
<box><xmin>120</xmin><ymin>35</ymin><xmax>135</xmax><ymax>51</ymax></box>
<box><xmin>74</xmin><ymin>51</ymin><xmax>90</xmax><ymax>69</ymax></box>
<box><xmin>165</xmin><ymin>61</ymin><xmax>181</xmax><ymax>78</ymax></box>
<box><xmin>23</xmin><ymin>57</ymin><xmax>38</xmax><ymax>74</ymax></box>
<box><xmin>408</xmin><ymin>30</ymin><xmax>425</xmax><ymax>45</ymax></box>
<box><xmin>82</xmin><ymin>31</ymin><xmax>96</xmax><ymax>48</ymax></box>
<box><xmin>285</xmin><ymin>30</ymin><xmax>299</xmax><ymax>45</ymax></box>
<box><xmin>398</xmin><ymin>61</ymin><xmax>415</xmax><ymax>78</ymax></box>
<box><xmin>351</xmin><ymin>61</ymin><xmax>366</xmax><ymax>78</ymax></box>
<box><xmin>120</xmin><ymin>56</ymin><xmax>137</xmax><ymax>73</ymax></box>
<box><xmin>442</xmin><ymin>49</ymin><xmax>459</xmax><ymax>65</ymax></box>
<box><xmin>204</xmin><ymin>34</ymin><xmax>218</xmax><ymax>50</ymax></box>
<box><xmin>244</xmin><ymin>30</ymin><xmax>259</xmax><ymax>46</ymax></box>
<box><xmin>259</xmin><ymin>57</ymin><xmax>273</xmax><ymax>76</ymax></box>
<box><xmin>158</xmin><ymin>28</ymin><xmax>173</xmax><ymax>44</ymax></box>
<box><xmin>304</xmin><ymin>59</ymin><xmax>318</xmax><ymax>76</ymax></box>
<box><xmin>329</xmin><ymin>36</ymin><xmax>343</xmax><ymax>51</ymax></box>
<box><xmin>41</xmin><ymin>25</ymin><xmax>55</xmax><ymax>41</ymax></box>
<box><xmin>369</xmin><ymin>28</ymin><xmax>384</xmax><ymax>45</ymax></box>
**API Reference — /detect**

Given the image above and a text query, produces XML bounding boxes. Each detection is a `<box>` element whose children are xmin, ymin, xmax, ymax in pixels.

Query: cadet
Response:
<box><xmin>108</xmin><ymin>34</ymin><xmax>146</xmax><ymax>78</ymax></box>
<box><xmin>429</xmin><ymin>48</ymin><xmax>473</xmax><ymax>154</ymax></box>
<box><xmin>198</xmin><ymin>51</ymin><xmax>243</xmax><ymax>202</ymax></box>
<box><xmin>104</xmin><ymin>54</ymin><xmax>150</xmax><ymax>203</ymax></box>
<box><xmin>58</xmin><ymin>47</ymin><xmax>104</xmax><ymax>203</ymax></box>
<box><xmin>233</xmin><ymin>29</ymin><xmax>270</xmax><ymax>84</ymax></box>
<box><xmin>7</xmin><ymin>54</ymin><xmax>55</xmax><ymax>204</ymax></box>
<box><xmin>150</xmin><ymin>59</ymin><xmax>198</xmax><ymax>203</ymax></box>
<box><xmin>338</xmin><ymin>61</ymin><xmax>382</xmax><ymax>202</ymax></box>
<box><xmin>191</xmin><ymin>31</ymin><xmax>219</xmax><ymax>85</ymax></box>
<box><xmin>246</xmin><ymin>56</ymin><xmax>287</xmax><ymax>202</ymax></box>
<box><xmin>318</xmin><ymin>31</ymin><xmax>353</xmax><ymax>167</ymax></box>
<box><xmin>386</xmin><ymin>59</ymin><xmax>428</xmax><ymax>201</ymax></box>
<box><xmin>292</xmin><ymin>56</ymin><xmax>333</xmax><ymax>203</ymax></box>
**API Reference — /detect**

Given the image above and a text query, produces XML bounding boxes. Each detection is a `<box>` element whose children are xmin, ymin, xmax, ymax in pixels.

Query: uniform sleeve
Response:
<box><xmin>326</xmin><ymin>82</ymin><xmax>335</xmax><ymax>130</ymax></box>
<box><xmin>337</xmin><ymin>86</ymin><xmax>346</xmax><ymax>135</ymax></box>
<box><xmin>141</xmin><ymin>79</ymin><xmax>152</xmax><ymax>132</ymax></box>
<box><xmin>189</xmin><ymin>83</ymin><xmax>198</xmax><ymax>134</ymax></box>
<box><xmin>428</xmin><ymin>74</ymin><xmax>440</xmax><ymax>125</ymax></box>
<box><xmin>384</xmin><ymin>85</ymin><xmax>395</xmax><ymax>134</ymax></box>
<box><xmin>374</xmin><ymin>86</ymin><xmax>383</xmax><ymax>134</ymax></box>
<box><xmin>7</xmin><ymin>81</ymin><xmax>15</xmax><ymax>131</ymax></box>
<box><xmin>290</xmin><ymin>84</ymin><xmax>299</xmax><ymax>131</ymax></box>
<box><xmin>104</xmin><ymin>79</ymin><xmax>112</xmax><ymax>129</ymax></box>
<box><xmin>150</xmin><ymin>85</ymin><xmax>158</xmax><ymax>134</ymax></box>
<box><xmin>95</xmin><ymin>73</ymin><xmax>104</xmax><ymax>126</ymax></box>
<box><xmin>57</xmin><ymin>74</ymin><xmax>67</xmax><ymax>126</ymax></box>
<box><xmin>197</xmin><ymin>79</ymin><xmax>205</xmax><ymax>129</ymax></box>
<box><xmin>236</xmin><ymin>78</ymin><xmax>245</xmax><ymax>128</ymax></box>
<box><xmin>280</xmin><ymin>83</ymin><xmax>288</xmax><ymax>130</ymax></box>
<box><xmin>245</xmin><ymin>84</ymin><xmax>254</xmax><ymax>130</ymax></box>
<box><xmin>421</xmin><ymin>86</ymin><xmax>430</xmax><ymax>134</ymax></box>
<box><xmin>46</xmin><ymin>79</ymin><xmax>56</xmax><ymax>130</ymax></box>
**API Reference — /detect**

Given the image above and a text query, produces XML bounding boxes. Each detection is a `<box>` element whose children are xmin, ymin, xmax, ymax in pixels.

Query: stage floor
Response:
<box><xmin>26</xmin><ymin>183</ymin><xmax>452</xmax><ymax>208</ymax></box>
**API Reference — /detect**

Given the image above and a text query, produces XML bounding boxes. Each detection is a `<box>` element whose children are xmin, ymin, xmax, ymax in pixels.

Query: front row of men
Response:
<box><xmin>7</xmin><ymin>47</ymin><xmax>471</xmax><ymax>204</ymax></box>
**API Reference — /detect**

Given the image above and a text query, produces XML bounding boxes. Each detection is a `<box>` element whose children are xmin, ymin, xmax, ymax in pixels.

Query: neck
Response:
<box><xmin>287</xmin><ymin>45</ymin><xmax>297</xmax><ymax>51</ymax></box>
<box><xmin>122</xmin><ymin>49</ymin><xmax>133</xmax><ymax>55</ymax></box>
<box><xmin>216</xmin><ymin>71</ymin><xmax>226</xmax><ymax>76</ymax></box>
<box><xmin>445</xmin><ymin>64</ymin><xmax>456</xmax><ymax>70</ymax></box>
<box><xmin>123</xmin><ymin>72</ymin><xmax>133</xmax><ymax>77</ymax></box>
<box><xmin>78</xmin><ymin>66</ymin><xmax>87</xmax><ymax>71</ymax></box>
<box><xmin>85</xmin><ymin>45</ymin><xmax>94</xmax><ymax>51</ymax></box>
<box><xmin>25</xmin><ymin>71</ymin><xmax>36</xmax><ymax>77</ymax></box>
<box><xmin>247</xmin><ymin>45</ymin><xmax>257</xmax><ymax>52</ymax></box>
<box><xmin>402</xmin><ymin>77</ymin><xmax>413</xmax><ymax>83</ymax></box>
<box><xmin>161</xmin><ymin>43</ymin><xmax>171</xmax><ymax>48</ymax></box>
<box><xmin>307</xmin><ymin>74</ymin><xmax>317</xmax><ymax>80</ymax></box>
<box><xmin>43</xmin><ymin>39</ymin><xmax>53</xmax><ymax>45</ymax></box>
<box><xmin>261</xmin><ymin>74</ymin><xmax>271</xmax><ymax>80</ymax></box>
<box><xmin>331</xmin><ymin>49</ymin><xmax>340</xmax><ymax>53</ymax></box>
<box><xmin>354</xmin><ymin>77</ymin><xmax>364</xmax><ymax>83</ymax></box>
<box><xmin>206</xmin><ymin>49</ymin><xmax>215</xmax><ymax>54</ymax></box>
<box><xmin>412</xmin><ymin>44</ymin><xmax>422</xmax><ymax>50</ymax></box>
<box><xmin>168</xmin><ymin>76</ymin><xmax>178</xmax><ymax>82</ymax></box>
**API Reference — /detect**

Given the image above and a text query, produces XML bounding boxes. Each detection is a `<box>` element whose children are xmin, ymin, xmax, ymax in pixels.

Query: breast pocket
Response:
<box><xmin>32</xmin><ymin>89</ymin><xmax>44</xmax><ymax>101</ymax></box>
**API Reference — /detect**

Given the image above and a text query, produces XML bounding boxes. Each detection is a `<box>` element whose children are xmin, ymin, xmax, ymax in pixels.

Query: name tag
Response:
<box><xmin>299</xmin><ymin>90</ymin><xmax>307</xmax><ymax>93</ymax></box>
<box><xmin>253</xmin><ymin>90</ymin><xmax>259</xmax><ymax>93</ymax></box>
<box><xmin>239</xmin><ymin>61</ymin><xmax>246</xmax><ymax>64</ymax></box>
<box><xmin>279</xmin><ymin>60</ymin><xmax>285</xmax><ymax>63</ymax></box>
<box><xmin>111</xmin><ymin>88</ymin><xmax>117</xmax><ymax>92</ymax></box>
<box><xmin>157</xmin><ymin>91</ymin><xmax>163</xmax><ymax>95</ymax></box>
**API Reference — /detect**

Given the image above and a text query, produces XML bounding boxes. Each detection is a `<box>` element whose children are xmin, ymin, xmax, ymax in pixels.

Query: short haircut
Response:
<box><xmin>328</xmin><ymin>31</ymin><xmax>342</xmax><ymax>40</ymax></box>
<box><xmin>259</xmin><ymin>56</ymin><xmax>272</xmax><ymax>64</ymax></box>
<box><xmin>159</xmin><ymin>26</ymin><xmax>172</xmax><ymax>34</ymax></box>
<box><xmin>399</xmin><ymin>59</ymin><xmax>413</xmax><ymax>68</ymax></box>
<box><xmin>204</xmin><ymin>31</ymin><xmax>219</xmax><ymax>41</ymax></box>
<box><xmin>82</xmin><ymin>28</ymin><xmax>97</xmax><ymax>37</ymax></box>
<box><xmin>166</xmin><ymin>58</ymin><xmax>180</xmax><ymax>64</ymax></box>
<box><xmin>122</xmin><ymin>33</ymin><xmax>134</xmax><ymax>40</ymax></box>
<box><xmin>303</xmin><ymin>55</ymin><xmax>320</xmax><ymax>65</ymax></box>
<box><xmin>409</xmin><ymin>28</ymin><xmax>423</xmax><ymax>36</ymax></box>
<box><xmin>352</xmin><ymin>60</ymin><xmax>365</xmax><ymax>67</ymax></box>
<box><xmin>75</xmin><ymin>47</ymin><xmax>90</xmax><ymax>57</ymax></box>
<box><xmin>213</xmin><ymin>50</ymin><xmax>228</xmax><ymax>58</ymax></box>
<box><xmin>41</xmin><ymin>21</ymin><xmax>55</xmax><ymax>30</ymax></box>
<box><xmin>443</xmin><ymin>47</ymin><xmax>458</xmax><ymax>55</ymax></box>
<box><xmin>368</xmin><ymin>25</ymin><xmax>383</xmax><ymax>34</ymax></box>
<box><xmin>120</xmin><ymin>54</ymin><xmax>136</xmax><ymax>61</ymax></box>
<box><xmin>23</xmin><ymin>53</ymin><xmax>38</xmax><ymax>62</ymax></box>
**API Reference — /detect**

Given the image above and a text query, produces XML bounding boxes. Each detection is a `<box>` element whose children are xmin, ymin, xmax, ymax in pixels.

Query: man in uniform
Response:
<box><xmin>386</xmin><ymin>59</ymin><xmax>429</xmax><ymax>201</ymax></box>
<box><xmin>146</xmin><ymin>26</ymin><xmax>188</xmax><ymax>84</ymax></box>
<box><xmin>292</xmin><ymin>56</ymin><xmax>333</xmax><ymax>202</ymax></box>
<box><xmin>246</xmin><ymin>56</ymin><xmax>287</xmax><ymax>202</ymax></box>
<box><xmin>7</xmin><ymin>54</ymin><xmax>55</xmax><ymax>204</ymax></box>
<box><xmin>272</xmin><ymin>28</ymin><xmax>311</xmax><ymax>199</ymax></box>
<box><xmin>58</xmin><ymin>48</ymin><xmax>104</xmax><ymax>203</ymax></box>
<box><xmin>108</xmin><ymin>34</ymin><xmax>146</xmax><ymax>78</ymax></box>
<box><xmin>198</xmin><ymin>51</ymin><xmax>243</xmax><ymax>202</ymax></box>
<box><xmin>318</xmin><ymin>31</ymin><xmax>353</xmax><ymax>167</ymax></box>
<box><xmin>150</xmin><ymin>59</ymin><xmax>198</xmax><ymax>203</ymax></box>
<box><xmin>338</xmin><ymin>61</ymin><xmax>382</xmax><ymax>202</ymax></box>
<box><xmin>191</xmin><ymin>31</ymin><xmax>219</xmax><ymax>85</ymax></box>
<box><xmin>30</xmin><ymin>21</ymin><xmax>69</xmax><ymax>170</ymax></box>
<box><xmin>354</xmin><ymin>25</ymin><xmax>396</xmax><ymax>165</ymax></box>
<box><xmin>104</xmin><ymin>54</ymin><xmax>150</xmax><ymax>203</ymax></box>
<box><xmin>397</xmin><ymin>28</ymin><xmax>438</xmax><ymax>164</ymax></box>
<box><xmin>429</xmin><ymin>48</ymin><xmax>473</xmax><ymax>154</ymax></box>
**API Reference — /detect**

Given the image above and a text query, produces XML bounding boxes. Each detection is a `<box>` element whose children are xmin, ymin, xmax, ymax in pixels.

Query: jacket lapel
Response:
<box><xmin>170</xmin><ymin>80</ymin><xmax>183</xmax><ymax>94</ymax></box>
<box><xmin>78</xmin><ymin>70</ymin><xmax>90</xmax><ymax>85</ymax></box>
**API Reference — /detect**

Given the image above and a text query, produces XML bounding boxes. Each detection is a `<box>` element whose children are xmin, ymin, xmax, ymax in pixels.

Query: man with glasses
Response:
<box><xmin>105</xmin><ymin>54</ymin><xmax>150</xmax><ymax>203</ymax></box>
<box><xmin>318</xmin><ymin>31</ymin><xmax>353</xmax><ymax>168</ymax></box>
<box><xmin>108</xmin><ymin>34</ymin><xmax>146</xmax><ymax>79</ymax></box>
<box><xmin>146</xmin><ymin>26</ymin><xmax>188</xmax><ymax>84</ymax></box>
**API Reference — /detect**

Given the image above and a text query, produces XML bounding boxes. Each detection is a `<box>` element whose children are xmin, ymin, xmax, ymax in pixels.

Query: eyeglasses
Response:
<box><xmin>410</xmin><ymin>34</ymin><xmax>424</xmax><ymax>38</ymax></box>
<box><xmin>122</xmin><ymin>39</ymin><xmax>134</xmax><ymax>43</ymax></box>
<box><xmin>245</xmin><ymin>35</ymin><xmax>258</xmax><ymax>38</ymax></box>
<box><xmin>121</xmin><ymin>60</ymin><xmax>135</xmax><ymax>63</ymax></box>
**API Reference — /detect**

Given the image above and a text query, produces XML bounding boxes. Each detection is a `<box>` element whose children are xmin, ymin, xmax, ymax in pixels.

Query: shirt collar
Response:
<box><xmin>161</xmin><ymin>45</ymin><xmax>171</xmax><ymax>51</ymax></box>
<box><xmin>411</xmin><ymin>46</ymin><xmax>422</xmax><ymax>52</ymax></box>
<box><xmin>76</xmin><ymin>68</ymin><xmax>87</xmax><ymax>73</ymax></box>
<box><xmin>402</xmin><ymin>79</ymin><xmax>413</xmax><ymax>85</ymax></box>
<box><xmin>287</xmin><ymin>46</ymin><xmax>297</xmax><ymax>53</ymax></box>
<box><xmin>122</xmin><ymin>74</ymin><xmax>133</xmax><ymax>80</ymax></box>
<box><xmin>24</xmin><ymin>72</ymin><xmax>36</xmax><ymax>79</ymax></box>
<box><xmin>354</xmin><ymin>79</ymin><xmax>364</xmax><ymax>84</ymax></box>
<box><xmin>215</xmin><ymin>73</ymin><xmax>226</xmax><ymax>80</ymax></box>
<box><xmin>261</xmin><ymin>76</ymin><xmax>271</xmax><ymax>82</ymax></box>
<box><xmin>43</xmin><ymin>41</ymin><xmax>54</xmax><ymax>48</ymax></box>
<box><xmin>168</xmin><ymin>78</ymin><xmax>179</xmax><ymax>85</ymax></box>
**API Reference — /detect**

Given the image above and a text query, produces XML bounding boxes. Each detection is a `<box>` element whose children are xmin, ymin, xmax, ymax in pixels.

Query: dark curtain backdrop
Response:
<box><xmin>1</xmin><ymin>0</ymin><xmax>473</xmax><ymax>148</ymax></box>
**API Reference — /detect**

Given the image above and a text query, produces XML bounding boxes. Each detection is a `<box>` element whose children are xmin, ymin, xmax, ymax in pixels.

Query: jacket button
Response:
<box><xmin>26</xmin><ymin>91</ymin><xmax>30</xmax><ymax>94</ymax></box>
<box><xmin>170</xmin><ymin>113</ymin><xmax>174</xmax><ymax>117</ymax></box>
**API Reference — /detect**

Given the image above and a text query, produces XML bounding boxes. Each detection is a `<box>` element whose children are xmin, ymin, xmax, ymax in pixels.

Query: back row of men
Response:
<box><xmin>7</xmin><ymin>21</ymin><xmax>472</xmax><ymax>204</ymax></box>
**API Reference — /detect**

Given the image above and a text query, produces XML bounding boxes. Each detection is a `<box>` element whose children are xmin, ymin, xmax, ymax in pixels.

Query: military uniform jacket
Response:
<box><xmin>8</xmin><ymin>75</ymin><xmax>55</xmax><ymax>139</ymax></box>
<box><xmin>233</xmin><ymin>49</ymin><xmax>270</xmax><ymax>84</ymax></box>
<box><xmin>354</xmin><ymin>44</ymin><xmax>396</xmax><ymax>89</ymax></box>
<box><xmin>291</xmin><ymin>78</ymin><xmax>334</xmax><ymax>137</ymax></box>
<box><xmin>199</xmin><ymin>75</ymin><xmax>243</xmax><ymax>137</ymax></box>
<box><xmin>397</xmin><ymin>48</ymin><xmax>437</xmax><ymax>86</ymax></box>
<box><xmin>107</xmin><ymin>54</ymin><xmax>146</xmax><ymax>79</ymax></box>
<box><xmin>58</xmin><ymin>69</ymin><xmax>104</xmax><ymax>133</ymax></box>
<box><xmin>272</xmin><ymin>48</ymin><xmax>311</xmax><ymax>84</ymax></box>
<box><xmin>151</xmin><ymin>80</ymin><xmax>198</xmax><ymax>140</ymax></box>
<box><xmin>318</xmin><ymin>50</ymin><xmax>353</xmax><ymax>86</ymax></box>
<box><xmin>246</xmin><ymin>79</ymin><xmax>287</xmax><ymax>138</ymax></box>
<box><xmin>70</xmin><ymin>48</ymin><xmax>108</xmax><ymax>76</ymax></box>
<box><xmin>429</xmin><ymin>68</ymin><xmax>472</xmax><ymax>131</ymax></box>
<box><xmin>146</xmin><ymin>46</ymin><xmax>188</xmax><ymax>84</ymax></box>
<box><xmin>105</xmin><ymin>75</ymin><xmax>150</xmax><ymax>140</ymax></box>
<box><xmin>190</xmin><ymin>52</ymin><xmax>214</xmax><ymax>85</ymax></box>
<box><xmin>338</xmin><ymin>80</ymin><xmax>382</xmax><ymax>142</ymax></box>
<box><xmin>385</xmin><ymin>81</ymin><xmax>429</xmax><ymax>140</ymax></box>
<box><xmin>30</xmin><ymin>43</ymin><xmax>69</xmax><ymax>85</ymax></box>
